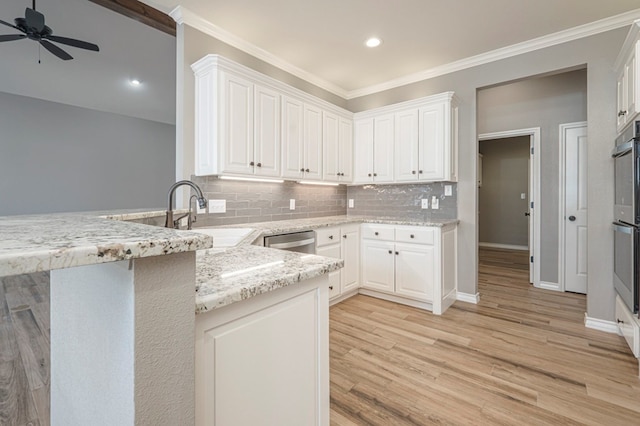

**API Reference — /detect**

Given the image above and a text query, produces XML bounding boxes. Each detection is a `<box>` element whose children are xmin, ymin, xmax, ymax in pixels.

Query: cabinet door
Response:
<box><xmin>222</xmin><ymin>73</ymin><xmax>254</xmax><ymax>175</ymax></box>
<box><xmin>316</xmin><ymin>244</ymin><xmax>342</xmax><ymax>299</ymax></box>
<box><xmin>373</xmin><ymin>114</ymin><xmax>395</xmax><ymax>182</ymax></box>
<box><xmin>304</xmin><ymin>104</ymin><xmax>323</xmax><ymax>180</ymax></box>
<box><xmin>361</xmin><ymin>240</ymin><xmax>395</xmax><ymax>293</ymax></box>
<box><xmin>323</xmin><ymin>112</ymin><xmax>340</xmax><ymax>182</ymax></box>
<box><xmin>354</xmin><ymin>118</ymin><xmax>374</xmax><ymax>183</ymax></box>
<box><xmin>419</xmin><ymin>103</ymin><xmax>445</xmax><ymax>181</ymax></box>
<box><xmin>394</xmin><ymin>242</ymin><xmax>434</xmax><ymax>302</ymax></box>
<box><xmin>339</xmin><ymin>118</ymin><xmax>354</xmax><ymax>182</ymax></box>
<box><xmin>254</xmin><ymin>85</ymin><xmax>280</xmax><ymax>177</ymax></box>
<box><xmin>626</xmin><ymin>51</ymin><xmax>636</xmax><ymax>124</ymax></box>
<box><xmin>617</xmin><ymin>70</ymin><xmax>627</xmax><ymax>130</ymax></box>
<box><xmin>281</xmin><ymin>96</ymin><xmax>304</xmax><ymax>178</ymax></box>
<box><xmin>341</xmin><ymin>225</ymin><xmax>360</xmax><ymax>293</ymax></box>
<box><xmin>395</xmin><ymin>109</ymin><xmax>419</xmax><ymax>182</ymax></box>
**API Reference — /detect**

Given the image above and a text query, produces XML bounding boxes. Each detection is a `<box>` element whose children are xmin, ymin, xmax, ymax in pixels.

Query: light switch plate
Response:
<box><xmin>209</xmin><ymin>199</ymin><xmax>226</xmax><ymax>213</ymax></box>
<box><xmin>290</xmin><ymin>199</ymin><xmax>295</xmax><ymax>210</ymax></box>
<box><xmin>444</xmin><ymin>185</ymin><xmax>452</xmax><ymax>196</ymax></box>
<box><xmin>431</xmin><ymin>196</ymin><xmax>439</xmax><ymax>210</ymax></box>
<box><xmin>348</xmin><ymin>199</ymin><xmax>354</xmax><ymax>208</ymax></box>
<box><xmin>421</xmin><ymin>199</ymin><xmax>429</xmax><ymax>209</ymax></box>
<box><xmin>521</xmin><ymin>193</ymin><xmax>526</xmax><ymax>200</ymax></box>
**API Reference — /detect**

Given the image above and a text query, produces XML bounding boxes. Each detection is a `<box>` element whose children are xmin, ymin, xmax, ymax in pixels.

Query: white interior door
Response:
<box><xmin>562</xmin><ymin>123</ymin><xmax>588</xmax><ymax>294</ymax></box>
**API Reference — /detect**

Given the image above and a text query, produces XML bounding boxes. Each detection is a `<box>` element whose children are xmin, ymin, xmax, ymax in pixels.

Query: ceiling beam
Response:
<box><xmin>88</xmin><ymin>0</ymin><xmax>176</xmax><ymax>37</ymax></box>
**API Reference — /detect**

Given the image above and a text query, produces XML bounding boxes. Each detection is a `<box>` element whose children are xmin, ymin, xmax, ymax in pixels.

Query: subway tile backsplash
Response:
<box><xmin>191</xmin><ymin>176</ymin><xmax>347</xmax><ymax>226</ymax></box>
<box><xmin>347</xmin><ymin>182</ymin><xmax>457</xmax><ymax>221</ymax></box>
<box><xmin>187</xmin><ymin>177</ymin><xmax>456</xmax><ymax>226</ymax></box>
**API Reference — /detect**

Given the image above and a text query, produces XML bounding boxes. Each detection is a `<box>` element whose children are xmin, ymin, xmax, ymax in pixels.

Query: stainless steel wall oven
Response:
<box><xmin>612</xmin><ymin>120</ymin><xmax>640</xmax><ymax>314</ymax></box>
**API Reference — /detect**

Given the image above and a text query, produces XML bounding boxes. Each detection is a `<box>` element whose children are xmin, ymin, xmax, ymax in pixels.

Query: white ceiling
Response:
<box><xmin>2</xmin><ymin>1</ymin><xmax>640</xmax><ymax>124</ymax></box>
<box><xmin>0</xmin><ymin>0</ymin><xmax>175</xmax><ymax>124</ymax></box>
<box><xmin>147</xmin><ymin>0</ymin><xmax>640</xmax><ymax>98</ymax></box>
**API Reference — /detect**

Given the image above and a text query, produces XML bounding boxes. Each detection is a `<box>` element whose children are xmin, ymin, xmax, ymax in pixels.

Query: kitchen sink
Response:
<box><xmin>185</xmin><ymin>227</ymin><xmax>255</xmax><ymax>247</ymax></box>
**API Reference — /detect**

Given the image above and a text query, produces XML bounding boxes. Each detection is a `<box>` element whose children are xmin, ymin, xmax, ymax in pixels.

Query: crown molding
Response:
<box><xmin>170</xmin><ymin>5</ymin><xmax>640</xmax><ymax>101</ymax></box>
<box><xmin>169</xmin><ymin>6</ymin><xmax>349</xmax><ymax>99</ymax></box>
<box><xmin>347</xmin><ymin>9</ymin><xmax>640</xmax><ymax>99</ymax></box>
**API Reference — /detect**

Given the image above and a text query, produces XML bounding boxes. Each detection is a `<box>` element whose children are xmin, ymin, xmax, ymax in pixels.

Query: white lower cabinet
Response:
<box><xmin>616</xmin><ymin>295</ymin><xmax>640</xmax><ymax>358</ymax></box>
<box><xmin>361</xmin><ymin>223</ymin><xmax>457</xmax><ymax>314</ymax></box>
<box><xmin>315</xmin><ymin>224</ymin><xmax>360</xmax><ymax>302</ymax></box>
<box><xmin>195</xmin><ymin>275</ymin><xmax>329</xmax><ymax>426</ymax></box>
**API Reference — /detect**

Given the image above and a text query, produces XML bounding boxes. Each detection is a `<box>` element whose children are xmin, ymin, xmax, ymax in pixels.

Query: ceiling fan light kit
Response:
<box><xmin>0</xmin><ymin>0</ymin><xmax>99</xmax><ymax>61</ymax></box>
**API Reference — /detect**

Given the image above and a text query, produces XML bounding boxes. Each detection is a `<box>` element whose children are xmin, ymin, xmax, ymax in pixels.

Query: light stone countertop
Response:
<box><xmin>0</xmin><ymin>213</ymin><xmax>211</xmax><ymax>277</ymax></box>
<box><xmin>193</xmin><ymin>215</ymin><xmax>458</xmax><ymax>313</ymax></box>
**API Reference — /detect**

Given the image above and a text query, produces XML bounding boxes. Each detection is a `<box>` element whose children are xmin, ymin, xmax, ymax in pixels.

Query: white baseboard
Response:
<box><xmin>479</xmin><ymin>242</ymin><xmax>528</xmax><ymax>251</ymax></box>
<box><xmin>456</xmin><ymin>292</ymin><xmax>480</xmax><ymax>304</ymax></box>
<box><xmin>584</xmin><ymin>313</ymin><xmax>620</xmax><ymax>335</ymax></box>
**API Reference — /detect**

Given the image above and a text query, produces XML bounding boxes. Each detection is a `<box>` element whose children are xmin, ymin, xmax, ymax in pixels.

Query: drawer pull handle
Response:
<box><xmin>618</xmin><ymin>110</ymin><xmax>628</xmax><ymax>117</ymax></box>
<box><xmin>410</xmin><ymin>234</ymin><xmax>415</xmax><ymax>238</ymax></box>
<box><xmin>329</xmin><ymin>286</ymin><xmax>333</xmax><ymax>290</ymax></box>
<box><xmin>617</xmin><ymin>318</ymin><xmax>625</xmax><ymax>324</ymax></box>
<box><xmin>375</xmin><ymin>232</ymin><xmax>379</xmax><ymax>236</ymax></box>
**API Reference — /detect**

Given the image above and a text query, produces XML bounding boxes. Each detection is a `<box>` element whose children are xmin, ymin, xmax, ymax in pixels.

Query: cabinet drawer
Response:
<box><xmin>395</xmin><ymin>226</ymin><xmax>435</xmax><ymax>245</ymax></box>
<box><xmin>615</xmin><ymin>295</ymin><xmax>639</xmax><ymax>358</ymax></box>
<box><xmin>361</xmin><ymin>224</ymin><xmax>395</xmax><ymax>240</ymax></box>
<box><xmin>316</xmin><ymin>227</ymin><xmax>341</xmax><ymax>248</ymax></box>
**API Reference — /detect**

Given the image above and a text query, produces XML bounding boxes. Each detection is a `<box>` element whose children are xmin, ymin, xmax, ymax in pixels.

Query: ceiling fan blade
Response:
<box><xmin>0</xmin><ymin>34</ymin><xmax>26</xmax><ymax>42</ymax></box>
<box><xmin>47</xmin><ymin>35</ymin><xmax>99</xmax><ymax>52</ymax></box>
<box><xmin>40</xmin><ymin>39</ymin><xmax>72</xmax><ymax>60</ymax></box>
<box><xmin>0</xmin><ymin>19</ymin><xmax>20</xmax><ymax>30</ymax></box>
<box><xmin>25</xmin><ymin>7</ymin><xmax>44</xmax><ymax>32</ymax></box>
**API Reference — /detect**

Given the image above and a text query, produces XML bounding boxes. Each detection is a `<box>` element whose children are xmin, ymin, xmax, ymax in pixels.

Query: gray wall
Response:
<box><xmin>190</xmin><ymin>177</ymin><xmax>346</xmax><ymax>226</ymax></box>
<box><xmin>347</xmin><ymin>183</ymin><xmax>457</xmax><ymax>221</ymax></box>
<box><xmin>478</xmin><ymin>70</ymin><xmax>587</xmax><ymax>283</ymax></box>
<box><xmin>479</xmin><ymin>137</ymin><xmax>530</xmax><ymax>247</ymax></box>
<box><xmin>0</xmin><ymin>92</ymin><xmax>175</xmax><ymax>216</ymax></box>
<box><xmin>345</xmin><ymin>28</ymin><xmax>624</xmax><ymax>321</ymax></box>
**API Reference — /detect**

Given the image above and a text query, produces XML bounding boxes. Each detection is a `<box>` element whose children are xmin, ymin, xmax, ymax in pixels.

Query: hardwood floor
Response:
<box><xmin>330</xmin><ymin>248</ymin><xmax>640</xmax><ymax>425</ymax></box>
<box><xmin>1</xmin><ymin>248</ymin><xmax>638</xmax><ymax>425</ymax></box>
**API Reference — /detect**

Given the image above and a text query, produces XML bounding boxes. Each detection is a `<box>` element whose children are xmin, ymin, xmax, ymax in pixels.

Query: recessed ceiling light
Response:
<box><xmin>365</xmin><ymin>37</ymin><xmax>382</xmax><ymax>48</ymax></box>
<box><xmin>129</xmin><ymin>79</ymin><xmax>142</xmax><ymax>87</ymax></box>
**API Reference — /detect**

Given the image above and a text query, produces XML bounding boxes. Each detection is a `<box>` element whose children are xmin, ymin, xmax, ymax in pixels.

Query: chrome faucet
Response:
<box><xmin>165</xmin><ymin>180</ymin><xmax>207</xmax><ymax>229</ymax></box>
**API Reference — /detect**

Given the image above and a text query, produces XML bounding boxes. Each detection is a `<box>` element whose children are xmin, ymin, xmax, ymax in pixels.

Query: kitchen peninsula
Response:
<box><xmin>0</xmin><ymin>211</ymin><xmax>343</xmax><ymax>426</ymax></box>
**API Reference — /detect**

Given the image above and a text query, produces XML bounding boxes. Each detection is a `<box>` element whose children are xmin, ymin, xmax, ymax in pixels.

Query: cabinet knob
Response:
<box><xmin>343</xmin><ymin>234</ymin><xmax>347</xmax><ymax>239</ymax></box>
<box><xmin>419</xmin><ymin>170</ymin><xmax>423</xmax><ymax>174</ymax></box>
<box><xmin>329</xmin><ymin>286</ymin><xmax>333</xmax><ymax>290</ymax></box>
<box><xmin>412</xmin><ymin>170</ymin><xmax>416</xmax><ymax>174</ymax></box>
<box><xmin>368</xmin><ymin>173</ymin><xmax>372</xmax><ymax>177</ymax></box>
<box><xmin>395</xmin><ymin>251</ymin><xmax>399</xmax><ymax>255</ymax></box>
<box><xmin>375</xmin><ymin>232</ymin><xmax>379</xmax><ymax>236</ymax></box>
<box><xmin>256</xmin><ymin>162</ymin><xmax>262</xmax><ymax>167</ymax></box>
<box><xmin>373</xmin><ymin>173</ymin><xmax>377</xmax><ymax>177</ymax></box>
<box><xmin>618</xmin><ymin>110</ymin><xmax>628</xmax><ymax>117</ymax></box>
<box><xmin>329</xmin><ymin>235</ymin><xmax>333</xmax><ymax>239</ymax></box>
<box><xmin>300</xmin><ymin>168</ymin><xmax>305</xmax><ymax>172</ymax></box>
<box><xmin>617</xmin><ymin>318</ymin><xmax>625</xmax><ymax>324</ymax></box>
<box><xmin>305</xmin><ymin>168</ymin><xmax>310</xmax><ymax>173</ymax></box>
<box><xmin>388</xmin><ymin>250</ymin><xmax>392</xmax><ymax>254</ymax></box>
<box><xmin>249</xmin><ymin>161</ymin><xmax>255</xmax><ymax>166</ymax></box>
<box><xmin>410</xmin><ymin>234</ymin><xmax>415</xmax><ymax>238</ymax></box>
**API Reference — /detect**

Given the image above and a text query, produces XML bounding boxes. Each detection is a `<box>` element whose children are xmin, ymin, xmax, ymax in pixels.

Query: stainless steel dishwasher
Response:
<box><xmin>264</xmin><ymin>230</ymin><xmax>316</xmax><ymax>254</ymax></box>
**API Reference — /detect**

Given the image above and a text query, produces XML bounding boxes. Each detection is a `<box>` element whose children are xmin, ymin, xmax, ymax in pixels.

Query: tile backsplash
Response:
<box><xmin>191</xmin><ymin>176</ymin><xmax>347</xmax><ymax>226</ymax></box>
<box><xmin>347</xmin><ymin>182</ymin><xmax>457</xmax><ymax>221</ymax></box>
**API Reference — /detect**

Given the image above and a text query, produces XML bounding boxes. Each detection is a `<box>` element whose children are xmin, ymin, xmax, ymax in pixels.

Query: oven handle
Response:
<box><xmin>267</xmin><ymin>238</ymin><xmax>316</xmax><ymax>249</ymax></box>
<box><xmin>613</xmin><ymin>222</ymin><xmax>634</xmax><ymax>234</ymax></box>
<box><xmin>612</xmin><ymin>140</ymin><xmax>634</xmax><ymax>158</ymax></box>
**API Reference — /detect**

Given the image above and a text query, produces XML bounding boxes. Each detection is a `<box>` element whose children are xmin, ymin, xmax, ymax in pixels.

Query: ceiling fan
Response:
<box><xmin>0</xmin><ymin>0</ymin><xmax>99</xmax><ymax>61</ymax></box>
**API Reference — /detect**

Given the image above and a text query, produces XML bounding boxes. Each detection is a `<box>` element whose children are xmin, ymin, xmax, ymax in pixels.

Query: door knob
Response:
<box><xmin>569</xmin><ymin>215</ymin><xmax>576</xmax><ymax>221</ymax></box>
<box><xmin>524</xmin><ymin>212</ymin><xmax>530</xmax><ymax>217</ymax></box>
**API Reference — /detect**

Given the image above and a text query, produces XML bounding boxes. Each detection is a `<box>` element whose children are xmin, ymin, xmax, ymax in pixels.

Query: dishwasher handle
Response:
<box><xmin>267</xmin><ymin>238</ymin><xmax>316</xmax><ymax>249</ymax></box>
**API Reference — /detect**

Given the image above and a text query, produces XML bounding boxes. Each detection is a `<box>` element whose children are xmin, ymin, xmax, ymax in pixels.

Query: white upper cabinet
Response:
<box><xmin>616</xmin><ymin>21</ymin><xmax>640</xmax><ymax>133</ymax></box>
<box><xmin>353</xmin><ymin>114</ymin><xmax>394</xmax><ymax>183</ymax></box>
<box><xmin>192</xmin><ymin>55</ymin><xmax>352</xmax><ymax>181</ymax></box>
<box><xmin>323</xmin><ymin>112</ymin><xmax>353</xmax><ymax>183</ymax></box>
<box><xmin>356</xmin><ymin>92</ymin><xmax>458</xmax><ymax>184</ymax></box>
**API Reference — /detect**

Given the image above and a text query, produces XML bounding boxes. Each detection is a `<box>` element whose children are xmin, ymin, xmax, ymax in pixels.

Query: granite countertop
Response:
<box><xmin>193</xmin><ymin>215</ymin><xmax>458</xmax><ymax>313</ymax></box>
<box><xmin>0</xmin><ymin>213</ymin><xmax>211</xmax><ymax>277</ymax></box>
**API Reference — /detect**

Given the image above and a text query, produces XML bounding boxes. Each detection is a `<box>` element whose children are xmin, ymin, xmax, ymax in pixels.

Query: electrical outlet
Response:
<box><xmin>348</xmin><ymin>199</ymin><xmax>354</xmax><ymax>208</ymax></box>
<box><xmin>208</xmin><ymin>199</ymin><xmax>226</xmax><ymax>213</ymax></box>
<box><xmin>444</xmin><ymin>185</ymin><xmax>452</xmax><ymax>196</ymax></box>
<box><xmin>421</xmin><ymin>199</ymin><xmax>429</xmax><ymax>209</ymax></box>
<box><xmin>290</xmin><ymin>199</ymin><xmax>295</xmax><ymax>210</ymax></box>
<box><xmin>431</xmin><ymin>196</ymin><xmax>439</xmax><ymax>210</ymax></box>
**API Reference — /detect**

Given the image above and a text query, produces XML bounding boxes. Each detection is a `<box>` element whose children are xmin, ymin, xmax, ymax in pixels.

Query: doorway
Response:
<box><xmin>478</xmin><ymin>128</ymin><xmax>540</xmax><ymax>286</ymax></box>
